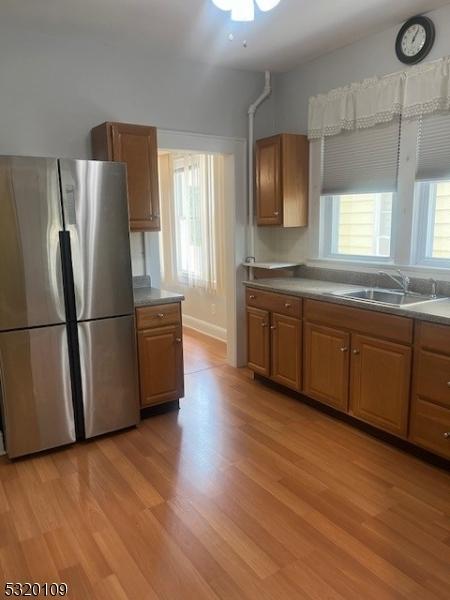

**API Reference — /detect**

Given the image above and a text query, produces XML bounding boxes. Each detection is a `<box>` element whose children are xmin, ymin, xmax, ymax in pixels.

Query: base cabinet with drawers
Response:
<box><xmin>246</xmin><ymin>288</ymin><xmax>450</xmax><ymax>460</ymax></box>
<box><xmin>410</xmin><ymin>322</ymin><xmax>450</xmax><ymax>458</ymax></box>
<box><xmin>135</xmin><ymin>302</ymin><xmax>184</xmax><ymax>408</ymax></box>
<box><xmin>246</xmin><ymin>289</ymin><xmax>302</xmax><ymax>392</ymax></box>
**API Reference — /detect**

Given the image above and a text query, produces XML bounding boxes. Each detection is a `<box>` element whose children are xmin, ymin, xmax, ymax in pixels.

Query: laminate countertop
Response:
<box><xmin>244</xmin><ymin>278</ymin><xmax>450</xmax><ymax>327</ymax></box>
<box><xmin>133</xmin><ymin>287</ymin><xmax>185</xmax><ymax>308</ymax></box>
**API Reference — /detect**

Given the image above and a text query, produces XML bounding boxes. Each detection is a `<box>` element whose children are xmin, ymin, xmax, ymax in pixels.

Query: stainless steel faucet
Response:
<box><xmin>378</xmin><ymin>269</ymin><xmax>411</xmax><ymax>293</ymax></box>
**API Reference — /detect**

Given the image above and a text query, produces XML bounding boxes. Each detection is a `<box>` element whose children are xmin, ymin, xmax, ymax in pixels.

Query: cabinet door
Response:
<box><xmin>350</xmin><ymin>334</ymin><xmax>411</xmax><ymax>437</ymax></box>
<box><xmin>111</xmin><ymin>123</ymin><xmax>160</xmax><ymax>232</ymax></box>
<box><xmin>247</xmin><ymin>307</ymin><xmax>270</xmax><ymax>376</ymax></box>
<box><xmin>138</xmin><ymin>325</ymin><xmax>184</xmax><ymax>407</ymax></box>
<box><xmin>270</xmin><ymin>313</ymin><xmax>301</xmax><ymax>391</ymax></box>
<box><xmin>303</xmin><ymin>322</ymin><xmax>350</xmax><ymax>411</ymax></box>
<box><xmin>409</xmin><ymin>398</ymin><xmax>450</xmax><ymax>459</ymax></box>
<box><xmin>256</xmin><ymin>136</ymin><xmax>282</xmax><ymax>225</ymax></box>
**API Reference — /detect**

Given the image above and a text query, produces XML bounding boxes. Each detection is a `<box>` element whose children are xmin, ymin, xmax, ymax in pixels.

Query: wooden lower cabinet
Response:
<box><xmin>409</xmin><ymin>399</ymin><xmax>450</xmax><ymax>459</ymax></box>
<box><xmin>246</xmin><ymin>291</ymin><xmax>450</xmax><ymax>459</ymax></box>
<box><xmin>271</xmin><ymin>313</ymin><xmax>302</xmax><ymax>392</ymax></box>
<box><xmin>138</xmin><ymin>324</ymin><xmax>184</xmax><ymax>408</ymax></box>
<box><xmin>247</xmin><ymin>307</ymin><xmax>270</xmax><ymax>376</ymax></box>
<box><xmin>409</xmin><ymin>321</ymin><xmax>450</xmax><ymax>458</ymax></box>
<box><xmin>350</xmin><ymin>334</ymin><xmax>411</xmax><ymax>437</ymax></box>
<box><xmin>303</xmin><ymin>322</ymin><xmax>350</xmax><ymax>411</ymax></box>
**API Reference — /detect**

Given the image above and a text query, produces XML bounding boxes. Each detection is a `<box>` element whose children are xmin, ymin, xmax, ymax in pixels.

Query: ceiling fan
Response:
<box><xmin>211</xmin><ymin>0</ymin><xmax>281</xmax><ymax>22</ymax></box>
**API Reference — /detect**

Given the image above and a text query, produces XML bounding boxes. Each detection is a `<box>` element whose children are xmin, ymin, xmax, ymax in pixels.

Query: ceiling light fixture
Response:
<box><xmin>212</xmin><ymin>0</ymin><xmax>281</xmax><ymax>22</ymax></box>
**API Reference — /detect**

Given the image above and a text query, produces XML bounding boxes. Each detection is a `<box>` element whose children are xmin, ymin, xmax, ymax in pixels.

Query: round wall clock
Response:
<box><xmin>396</xmin><ymin>16</ymin><xmax>435</xmax><ymax>65</ymax></box>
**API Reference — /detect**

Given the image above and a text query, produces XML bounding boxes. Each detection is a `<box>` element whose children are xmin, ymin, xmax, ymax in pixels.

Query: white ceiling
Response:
<box><xmin>2</xmin><ymin>0</ymin><xmax>450</xmax><ymax>72</ymax></box>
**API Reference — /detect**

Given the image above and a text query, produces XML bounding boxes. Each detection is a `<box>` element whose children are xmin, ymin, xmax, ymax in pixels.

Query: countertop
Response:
<box><xmin>244</xmin><ymin>278</ymin><xmax>450</xmax><ymax>326</ymax></box>
<box><xmin>133</xmin><ymin>287</ymin><xmax>185</xmax><ymax>308</ymax></box>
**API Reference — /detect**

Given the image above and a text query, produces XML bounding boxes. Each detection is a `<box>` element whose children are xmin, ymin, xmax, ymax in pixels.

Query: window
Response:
<box><xmin>320</xmin><ymin>121</ymin><xmax>399</xmax><ymax>261</ymax></box>
<box><xmin>323</xmin><ymin>193</ymin><xmax>393</xmax><ymax>258</ymax></box>
<box><xmin>416</xmin><ymin>181</ymin><xmax>450</xmax><ymax>265</ymax></box>
<box><xmin>159</xmin><ymin>152</ymin><xmax>225</xmax><ymax>291</ymax></box>
<box><xmin>173</xmin><ymin>157</ymin><xmax>205</xmax><ymax>285</ymax></box>
<box><xmin>414</xmin><ymin>114</ymin><xmax>450</xmax><ymax>267</ymax></box>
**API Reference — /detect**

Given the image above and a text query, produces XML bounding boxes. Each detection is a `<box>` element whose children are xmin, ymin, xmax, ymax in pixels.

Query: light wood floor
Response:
<box><xmin>0</xmin><ymin>328</ymin><xmax>449</xmax><ymax>599</ymax></box>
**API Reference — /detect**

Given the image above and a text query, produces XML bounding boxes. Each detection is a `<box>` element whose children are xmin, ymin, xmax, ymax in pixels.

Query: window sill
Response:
<box><xmin>307</xmin><ymin>258</ymin><xmax>450</xmax><ymax>281</ymax></box>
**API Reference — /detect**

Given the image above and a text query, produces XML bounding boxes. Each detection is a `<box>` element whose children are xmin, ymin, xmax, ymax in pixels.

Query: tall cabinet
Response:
<box><xmin>91</xmin><ymin>122</ymin><xmax>160</xmax><ymax>232</ymax></box>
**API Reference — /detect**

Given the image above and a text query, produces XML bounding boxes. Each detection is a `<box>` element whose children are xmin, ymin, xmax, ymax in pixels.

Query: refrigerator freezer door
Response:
<box><xmin>0</xmin><ymin>325</ymin><xmax>76</xmax><ymax>458</ymax></box>
<box><xmin>78</xmin><ymin>315</ymin><xmax>139</xmax><ymax>438</ymax></box>
<box><xmin>59</xmin><ymin>159</ymin><xmax>134</xmax><ymax>321</ymax></box>
<box><xmin>0</xmin><ymin>157</ymin><xmax>65</xmax><ymax>331</ymax></box>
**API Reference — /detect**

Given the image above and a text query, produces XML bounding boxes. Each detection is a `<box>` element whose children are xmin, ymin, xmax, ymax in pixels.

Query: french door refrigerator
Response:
<box><xmin>0</xmin><ymin>156</ymin><xmax>139</xmax><ymax>458</ymax></box>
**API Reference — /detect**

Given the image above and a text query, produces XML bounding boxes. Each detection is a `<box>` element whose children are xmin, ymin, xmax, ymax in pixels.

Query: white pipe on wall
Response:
<box><xmin>247</xmin><ymin>71</ymin><xmax>272</xmax><ymax>270</ymax></box>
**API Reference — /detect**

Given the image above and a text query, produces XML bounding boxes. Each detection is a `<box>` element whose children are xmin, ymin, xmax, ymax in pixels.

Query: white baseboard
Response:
<box><xmin>183</xmin><ymin>315</ymin><xmax>227</xmax><ymax>343</ymax></box>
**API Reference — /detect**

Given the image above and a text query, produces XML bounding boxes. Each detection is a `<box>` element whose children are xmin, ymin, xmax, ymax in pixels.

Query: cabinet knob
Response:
<box><xmin>175</xmin><ymin>337</ymin><xmax>182</xmax><ymax>343</ymax></box>
<box><xmin>249</xmin><ymin>294</ymin><xmax>256</xmax><ymax>300</ymax></box>
<box><xmin>444</xmin><ymin>432</ymin><xmax>450</xmax><ymax>439</ymax></box>
<box><xmin>270</xmin><ymin>325</ymin><xmax>276</xmax><ymax>330</ymax></box>
<box><xmin>284</xmin><ymin>303</ymin><xmax>291</xmax><ymax>308</ymax></box>
<box><xmin>447</xmin><ymin>382</ymin><xmax>450</xmax><ymax>388</ymax></box>
<box><xmin>157</xmin><ymin>313</ymin><xmax>165</xmax><ymax>319</ymax></box>
<box><xmin>273</xmin><ymin>211</ymin><xmax>279</xmax><ymax>216</ymax></box>
<box><xmin>352</xmin><ymin>349</ymin><xmax>360</xmax><ymax>355</ymax></box>
<box><xmin>261</xmin><ymin>322</ymin><xmax>268</xmax><ymax>327</ymax></box>
<box><xmin>340</xmin><ymin>347</ymin><xmax>349</xmax><ymax>353</ymax></box>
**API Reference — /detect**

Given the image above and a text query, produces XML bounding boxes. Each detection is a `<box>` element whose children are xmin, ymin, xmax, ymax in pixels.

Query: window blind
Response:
<box><xmin>416</xmin><ymin>113</ymin><xmax>450</xmax><ymax>182</ymax></box>
<box><xmin>322</xmin><ymin>120</ymin><xmax>401</xmax><ymax>195</ymax></box>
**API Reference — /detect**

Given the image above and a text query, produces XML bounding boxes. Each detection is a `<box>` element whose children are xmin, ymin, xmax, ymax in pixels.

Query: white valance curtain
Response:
<box><xmin>308</xmin><ymin>56</ymin><xmax>450</xmax><ymax>139</ymax></box>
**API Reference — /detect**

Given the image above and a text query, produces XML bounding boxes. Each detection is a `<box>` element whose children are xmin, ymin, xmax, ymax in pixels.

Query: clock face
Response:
<box><xmin>396</xmin><ymin>16</ymin><xmax>435</xmax><ymax>65</ymax></box>
<box><xmin>401</xmin><ymin>24</ymin><xmax>426</xmax><ymax>57</ymax></box>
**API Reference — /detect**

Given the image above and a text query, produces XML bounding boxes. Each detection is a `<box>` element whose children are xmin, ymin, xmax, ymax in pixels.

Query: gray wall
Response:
<box><xmin>255</xmin><ymin>3</ymin><xmax>450</xmax><ymax>265</ymax></box>
<box><xmin>0</xmin><ymin>19</ymin><xmax>270</xmax><ymax>158</ymax></box>
<box><xmin>275</xmin><ymin>3</ymin><xmax>450</xmax><ymax>134</ymax></box>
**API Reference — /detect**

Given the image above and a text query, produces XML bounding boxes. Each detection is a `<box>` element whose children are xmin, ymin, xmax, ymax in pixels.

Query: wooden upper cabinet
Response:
<box><xmin>350</xmin><ymin>334</ymin><xmax>411</xmax><ymax>438</ymax></box>
<box><xmin>270</xmin><ymin>313</ymin><xmax>302</xmax><ymax>392</ymax></box>
<box><xmin>255</xmin><ymin>133</ymin><xmax>309</xmax><ymax>227</ymax></box>
<box><xmin>247</xmin><ymin>307</ymin><xmax>270</xmax><ymax>377</ymax></box>
<box><xmin>303</xmin><ymin>322</ymin><xmax>350</xmax><ymax>411</ymax></box>
<box><xmin>91</xmin><ymin>122</ymin><xmax>160</xmax><ymax>232</ymax></box>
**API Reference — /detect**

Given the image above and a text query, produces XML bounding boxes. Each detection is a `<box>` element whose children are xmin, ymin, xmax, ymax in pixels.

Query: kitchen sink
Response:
<box><xmin>329</xmin><ymin>288</ymin><xmax>447</xmax><ymax>307</ymax></box>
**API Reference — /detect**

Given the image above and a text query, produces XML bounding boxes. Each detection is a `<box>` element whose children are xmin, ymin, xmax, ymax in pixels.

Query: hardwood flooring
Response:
<box><xmin>0</xmin><ymin>328</ymin><xmax>449</xmax><ymax>599</ymax></box>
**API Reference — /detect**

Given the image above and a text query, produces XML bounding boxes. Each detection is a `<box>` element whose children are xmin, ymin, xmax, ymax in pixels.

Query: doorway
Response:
<box><xmin>152</xmin><ymin>130</ymin><xmax>247</xmax><ymax>368</ymax></box>
<box><xmin>158</xmin><ymin>150</ymin><xmax>228</xmax><ymax>347</ymax></box>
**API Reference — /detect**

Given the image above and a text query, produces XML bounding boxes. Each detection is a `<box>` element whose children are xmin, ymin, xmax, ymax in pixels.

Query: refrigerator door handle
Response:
<box><xmin>58</xmin><ymin>229</ymin><xmax>85</xmax><ymax>440</ymax></box>
<box><xmin>59</xmin><ymin>231</ymin><xmax>77</xmax><ymax>323</ymax></box>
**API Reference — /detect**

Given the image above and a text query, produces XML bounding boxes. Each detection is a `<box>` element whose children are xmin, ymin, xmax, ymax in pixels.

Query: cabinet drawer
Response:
<box><xmin>416</xmin><ymin>321</ymin><xmax>450</xmax><ymax>355</ymax></box>
<box><xmin>246</xmin><ymin>288</ymin><xmax>302</xmax><ymax>318</ymax></box>
<box><xmin>304</xmin><ymin>299</ymin><xmax>413</xmax><ymax>345</ymax></box>
<box><xmin>409</xmin><ymin>398</ymin><xmax>450</xmax><ymax>459</ymax></box>
<box><xmin>415</xmin><ymin>350</ymin><xmax>450</xmax><ymax>409</ymax></box>
<box><xmin>136</xmin><ymin>303</ymin><xmax>181</xmax><ymax>330</ymax></box>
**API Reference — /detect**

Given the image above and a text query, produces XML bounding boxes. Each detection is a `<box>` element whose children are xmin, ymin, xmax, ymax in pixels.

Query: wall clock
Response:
<box><xmin>396</xmin><ymin>16</ymin><xmax>435</xmax><ymax>65</ymax></box>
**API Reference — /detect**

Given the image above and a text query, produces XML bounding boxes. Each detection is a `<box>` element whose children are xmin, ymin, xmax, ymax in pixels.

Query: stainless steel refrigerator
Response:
<box><xmin>0</xmin><ymin>156</ymin><xmax>140</xmax><ymax>458</ymax></box>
